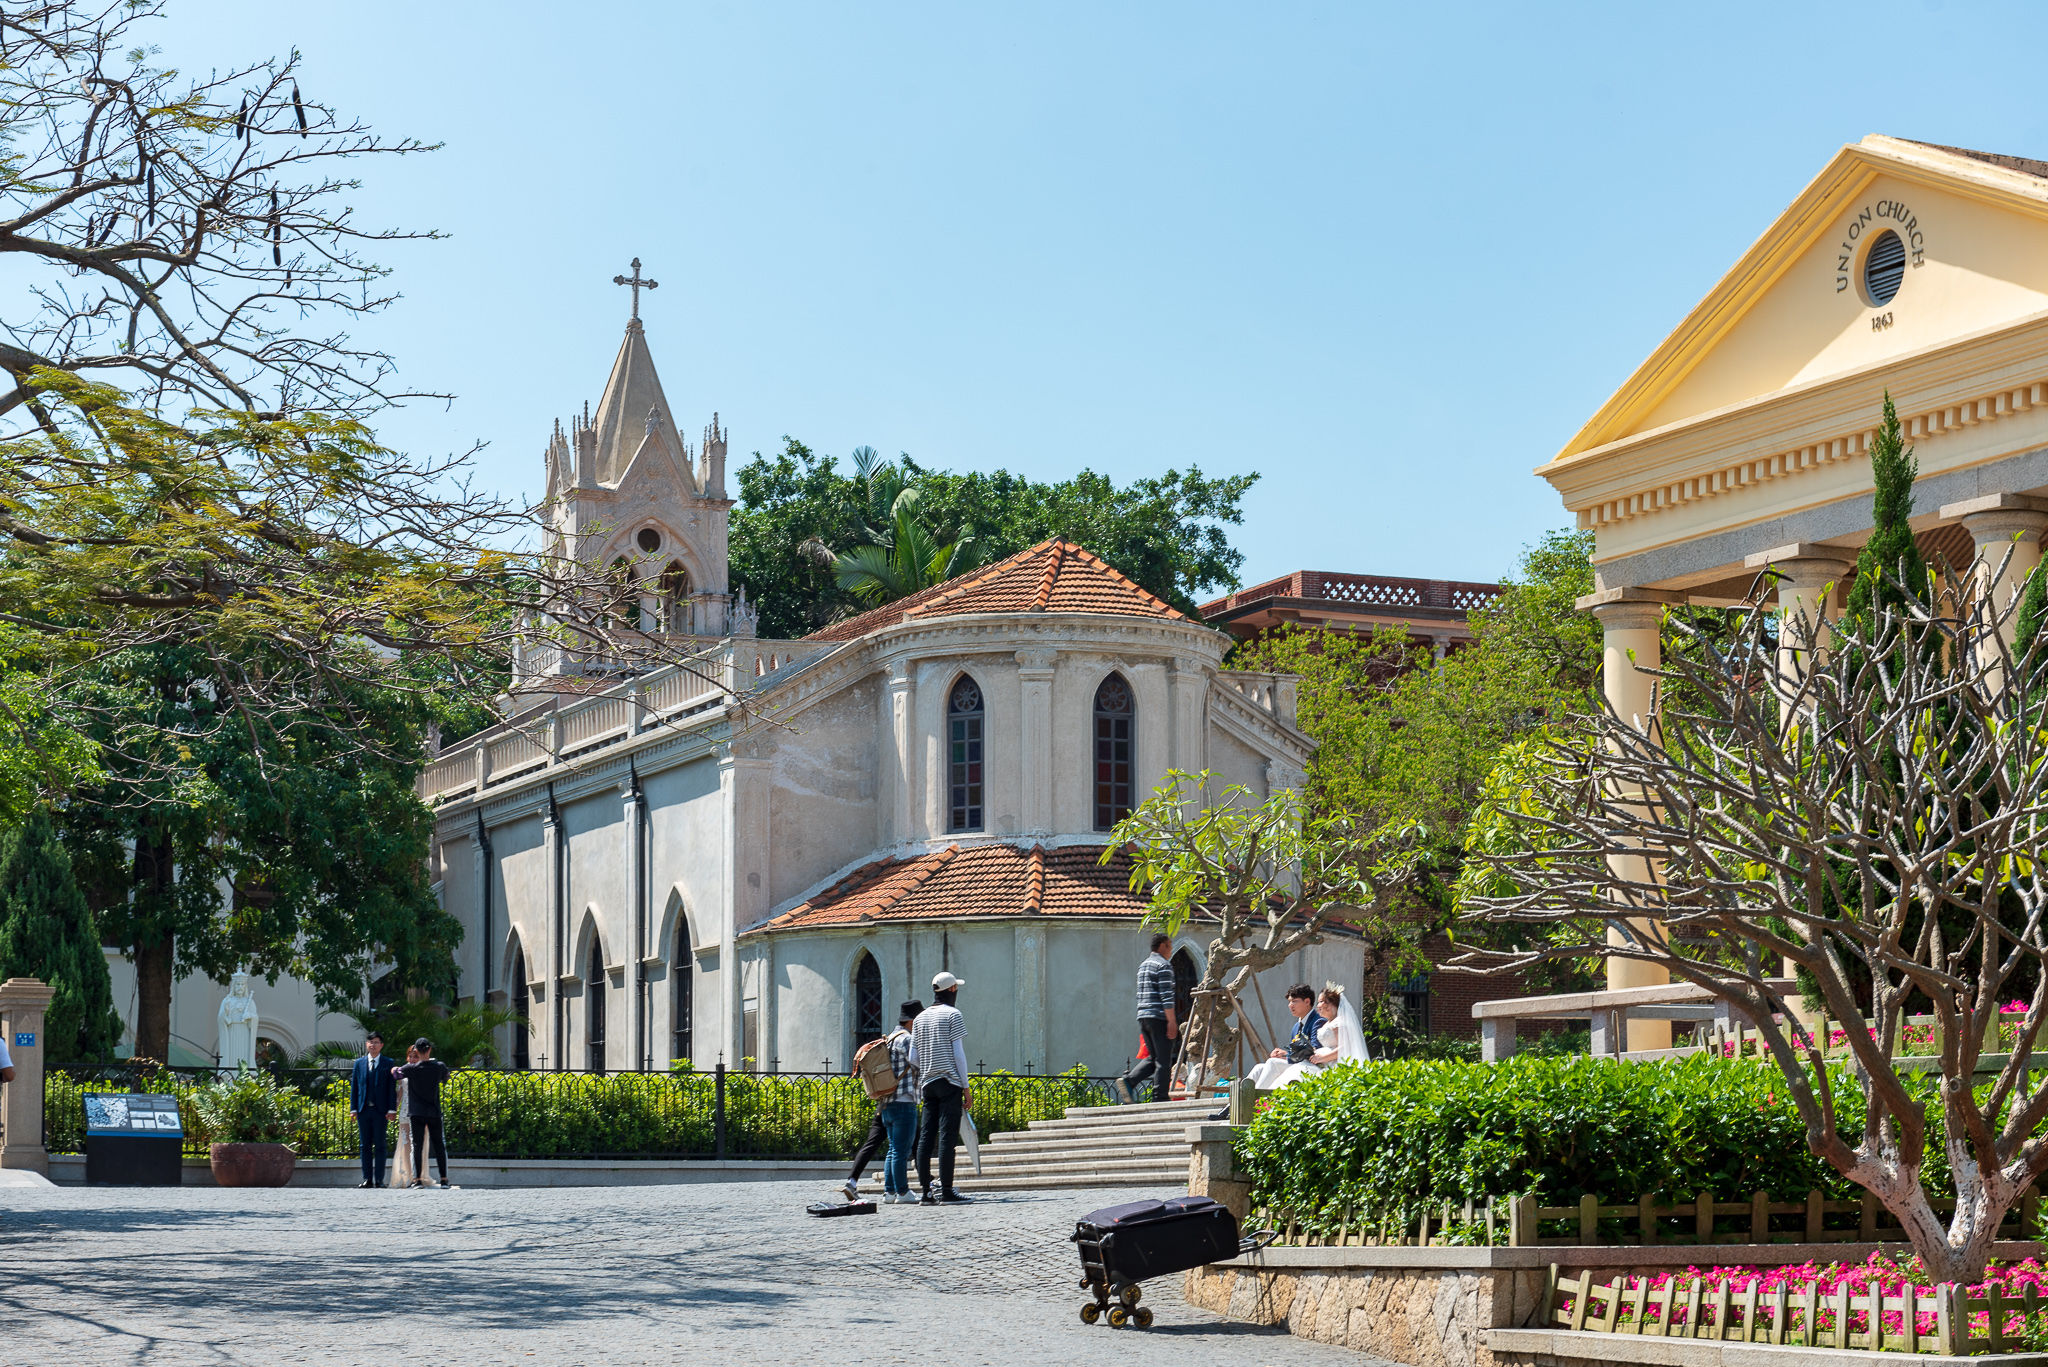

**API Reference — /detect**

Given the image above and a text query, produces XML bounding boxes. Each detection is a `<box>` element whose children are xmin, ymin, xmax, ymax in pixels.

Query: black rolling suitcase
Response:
<box><xmin>1069</xmin><ymin>1196</ymin><xmax>1271</xmax><ymax>1329</ymax></box>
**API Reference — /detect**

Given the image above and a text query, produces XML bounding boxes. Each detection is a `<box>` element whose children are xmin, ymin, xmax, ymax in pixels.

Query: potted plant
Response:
<box><xmin>190</xmin><ymin>1070</ymin><xmax>304</xmax><ymax>1187</ymax></box>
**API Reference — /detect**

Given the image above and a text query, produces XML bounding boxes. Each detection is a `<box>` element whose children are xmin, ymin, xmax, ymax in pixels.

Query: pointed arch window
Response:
<box><xmin>947</xmin><ymin>675</ymin><xmax>985</xmax><ymax>832</ymax></box>
<box><xmin>671</xmin><ymin>919</ymin><xmax>694</xmax><ymax>1067</ymax></box>
<box><xmin>510</xmin><ymin>943</ymin><xmax>531</xmax><ymax>1071</ymax></box>
<box><xmin>608</xmin><ymin>556</ymin><xmax>637</xmax><ymax>632</ymax></box>
<box><xmin>1094</xmin><ymin>672</ymin><xmax>1135</xmax><ymax>830</ymax></box>
<box><xmin>660</xmin><ymin>561</ymin><xmax>692</xmax><ymax>634</ymax></box>
<box><xmin>585</xmin><ymin>939</ymin><xmax>607</xmax><ymax>1075</ymax></box>
<box><xmin>853</xmin><ymin>951</ymin><xmax>885</xmax><ymax>1051</ymax></box>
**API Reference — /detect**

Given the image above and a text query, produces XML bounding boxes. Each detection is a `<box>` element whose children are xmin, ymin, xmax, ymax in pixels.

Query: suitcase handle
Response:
<box><xmin>1238</xmin><ymin>1228</ymin><xmax>1277</xmax><ymax>1254</ymax></box>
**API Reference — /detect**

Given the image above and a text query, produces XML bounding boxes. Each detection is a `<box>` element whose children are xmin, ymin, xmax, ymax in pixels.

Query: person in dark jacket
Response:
<box><xmin>348</xmin><ymin>1031</ymin><xmax>398</xmax><ymax>1188</ymax></box>
<box><xmin>389</xmin><ymin>1037</ymin><xmax>453</xmax><ymax>1188</ymax></box>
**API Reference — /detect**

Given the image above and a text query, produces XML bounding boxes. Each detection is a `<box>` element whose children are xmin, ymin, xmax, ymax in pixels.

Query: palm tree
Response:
<box><xmin>826</xmin><ymin>447</ymin><xmax>981</xmax><ymax>607</ymax></box>
<box><xmin>294</xmin><ymin>996</ymin><xmax>524</xmax><ymax>1070</ymax></box>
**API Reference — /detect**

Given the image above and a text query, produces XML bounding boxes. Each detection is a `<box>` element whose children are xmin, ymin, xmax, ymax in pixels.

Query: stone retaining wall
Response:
<box><xmin>1185</xmin><ymin>1260</ymin><xmax>1543</xmax><ymax>1367</ymax></box>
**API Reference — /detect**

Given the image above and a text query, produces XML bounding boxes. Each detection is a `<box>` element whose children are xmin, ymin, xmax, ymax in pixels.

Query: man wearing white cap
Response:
<box><xmin>912</xmin><ymin>971</ymin><xmax>973</xmax><ymax>1205</ymax></box>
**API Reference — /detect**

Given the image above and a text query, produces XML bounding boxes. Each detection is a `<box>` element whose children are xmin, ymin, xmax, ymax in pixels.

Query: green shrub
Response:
<box><xmin>1237</xmin><ymin>1054</ymin><xmax>1912</xmax><ymax>1236</ymax></box>
<box><xmin>188</xmin><ymin>1070</ymin><xmax>309</xmax><ymax>1146</ymax></box>
<box><xmin>46</xmin><ymin>1064</ymin><xmax>1111</xmax><ymax>1160</ymax></box>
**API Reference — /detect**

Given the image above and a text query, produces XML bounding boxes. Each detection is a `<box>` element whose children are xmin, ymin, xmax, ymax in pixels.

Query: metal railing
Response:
<box><xmin>45</xmin><ymin>1064</ymin><xmax>1117</xmax><ymax>1162</ymax></box>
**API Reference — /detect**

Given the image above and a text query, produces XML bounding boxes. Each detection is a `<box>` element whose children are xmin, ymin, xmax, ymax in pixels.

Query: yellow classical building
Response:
<box><xmin>1540</xmin><ymin>135</ymin><xmax>2048</xmax><ymax>1043</ymax></box>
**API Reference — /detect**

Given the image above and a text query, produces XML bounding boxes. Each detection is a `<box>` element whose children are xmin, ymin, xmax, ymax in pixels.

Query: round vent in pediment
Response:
<box><xmin>1862</xmin><ymin>229</ymin><xmax>1906</xmax><ymax>306</ymax></box>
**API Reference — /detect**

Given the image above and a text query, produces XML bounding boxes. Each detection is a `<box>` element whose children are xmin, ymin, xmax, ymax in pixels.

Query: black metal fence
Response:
<box><xmin>45</xmin><ymin>1063</ymin><xmax>1116</xmax><ymax>1162</ymax></box>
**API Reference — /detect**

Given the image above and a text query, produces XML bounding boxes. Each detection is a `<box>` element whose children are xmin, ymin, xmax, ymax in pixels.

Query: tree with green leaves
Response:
<box><xmin>824</xmin><ymin>447</ymin><xmax>982</xmax><ymax>606</ymax></box>
<box><xmin>1233</xmin><ymin>530</ymin><xmax>1601</xmax><ymax>987</ymax></box>
<box><xmin>0</xmin><ymin>807</ymin><xmax>120</xmax><ymax>1062</ymax></box>
<box><xmin>1104</xmin><ymin>773</ymin><xmax>1430</xmax><ymax>1086</ymax></box>
<box><xmin>728</xmin><ymin>441</ymin><xmax>1256</xmax><ymax>637</ymax></box>
<box><xmin>59</xmin><ymin>642</ymin><xmax>460</xmax><ymax>1062</ymax></box>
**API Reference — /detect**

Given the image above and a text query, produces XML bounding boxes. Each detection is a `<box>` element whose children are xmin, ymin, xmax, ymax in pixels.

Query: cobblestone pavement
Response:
<box><xmin>0</xmin><ymin>1181</ymin><xmax>1386</xmax><ymax>1366</ymax></box>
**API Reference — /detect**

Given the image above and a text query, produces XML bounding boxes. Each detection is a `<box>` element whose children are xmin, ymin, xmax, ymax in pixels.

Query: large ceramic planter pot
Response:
<box><xmin>208</xmin><ymin>1142</ymin><xmax>296</xmax><ymax>1187</ymax></box>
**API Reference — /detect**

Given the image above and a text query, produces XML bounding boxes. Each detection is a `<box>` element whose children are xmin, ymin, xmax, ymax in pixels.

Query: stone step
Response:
<box><xmin>1022</xmin><ymin>1106</ymin><xmax>1218</xmax><ymax>1131</ymax></box>
<box><xmin>1061</xmin><ymin>1098</ymin><xmax>1218</xmax><ymax>1119</ymax></box>
<box><xmin>978</xmin><ymin>1139</ymin><xmax>1189</xmax><ymax>1162</ymax></box>
<box><xmin>1008</xmin><ymin>1117</ymin><xmax>1210</xmax><ymax>1143</ymax></box>
<box><xmin>857</xmin><ymin>1167</ymin><xmax>1187</xmax><ymax>1192</ymax></box>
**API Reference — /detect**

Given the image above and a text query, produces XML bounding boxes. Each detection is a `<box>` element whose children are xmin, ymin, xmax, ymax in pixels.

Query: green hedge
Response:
<box><xmin>1237</xmin><ymin>1055</ymin><xmax>1917</xmax><ymax>1236</ymax></box>
<box><xmin>47</xmin><ymin>1065</ymin><xmax>1110</xmax><ymax>1160</ymax></box>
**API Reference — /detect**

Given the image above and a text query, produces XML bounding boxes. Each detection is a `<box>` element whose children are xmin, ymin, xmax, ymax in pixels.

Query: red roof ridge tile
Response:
<box><xmin>1023</xmin><ymin>843</ymin><xmax>1045</xmax><ymax>914</ymax></box>
<box><xmin>1030</xmin><ymin>544</ymin><xmax>1062</xmax><ymax>612</ymax></box>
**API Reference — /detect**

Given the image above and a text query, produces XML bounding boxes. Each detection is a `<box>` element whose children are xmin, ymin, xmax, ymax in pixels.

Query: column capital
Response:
<box><xmin>1939</xmin><ymin>492</ymin><xmax>2048</xmax><ymax>525</ymax></box>
<box><xmin>1576</xmin><ymin>586</ymin><xmax>1687</xmax><ymax>612</ymax></box>
<box><xmin>1014</xmin><ymin>647</ymin><xmax>1057</xmax><ymax>674</ymax></box>
<box><xmin>1743</xmin><ymin>543</ymin><xmax>1855</xmax><ymax>575</ymax></box>
<box><xmin>1580</xmin><ymin>588</ymin><xmax>1682</xmax><ymax>632</ymax></box>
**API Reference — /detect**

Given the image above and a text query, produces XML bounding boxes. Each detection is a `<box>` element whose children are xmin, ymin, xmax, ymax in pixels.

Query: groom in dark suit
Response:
<box><xmin>349</xmin><ymin>1031</ymin><xmax>397</xmax><ymax>1189</ymax></box>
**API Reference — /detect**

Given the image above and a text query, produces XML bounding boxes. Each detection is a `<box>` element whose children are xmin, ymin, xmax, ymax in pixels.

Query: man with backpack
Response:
<box><xmin>840</xmin><ymin>1000</ymin><xmax>921</xmax><ymax>1204</ymax></box>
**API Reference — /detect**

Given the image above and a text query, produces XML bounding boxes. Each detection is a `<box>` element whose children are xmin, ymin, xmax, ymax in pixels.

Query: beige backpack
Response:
<box><xmin>854</xmin><ymin>1032</ymin><xmax>899</xmax><ymax>1100</ymax></box>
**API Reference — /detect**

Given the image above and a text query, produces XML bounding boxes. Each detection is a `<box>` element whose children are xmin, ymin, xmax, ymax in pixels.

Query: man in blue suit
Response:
<box><xmin>349</xmin><ymin>1031</ymin><xmax>397</xmax><ymax>1188</ymax></box>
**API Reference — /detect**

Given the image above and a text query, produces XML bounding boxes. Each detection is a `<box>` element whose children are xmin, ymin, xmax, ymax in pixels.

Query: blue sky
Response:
<box><xmin>154</xmin><ymin>1</ymin><xmax>2048</xmax><ymax>592</ymax></box>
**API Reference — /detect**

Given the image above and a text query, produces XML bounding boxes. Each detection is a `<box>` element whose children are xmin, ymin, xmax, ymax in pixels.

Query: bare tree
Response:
<box><xmin>0</xmin><ymin>4</ymin><xmax>729</xmax><ymax>770</ymax></box>
<box><xmin>0</xmin><ymin>1</ymin><xmax>439</xmax><ymax>422</ymax></box>
<box><xmin>1105</xmin><ymin>772</ymin><xmax>1432</xmax><ymax>1088</ymax></box>
<box><xmin>1455</xmin><ymin>575</ymin><xmax>2048</xmax><ymax>1283</ymax></box>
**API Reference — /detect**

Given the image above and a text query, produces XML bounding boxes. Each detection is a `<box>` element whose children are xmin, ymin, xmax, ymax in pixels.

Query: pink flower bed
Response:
<box><xmin>1714</xmin><ymin>1002</ymin><xmax>2035</xmax><ymax>1059</ymax></box>
<box><xmin>1561</xmin><ymin>1251</ymin><xmax>2048</xmax><ymax>1344</ymax></box>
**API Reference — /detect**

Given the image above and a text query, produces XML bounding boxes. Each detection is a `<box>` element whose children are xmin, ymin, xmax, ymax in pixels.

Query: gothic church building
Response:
<box><xmin>419</xmin><ymin>308</ymin><xmax>1334</xmax><ymax>1077</ymax></box>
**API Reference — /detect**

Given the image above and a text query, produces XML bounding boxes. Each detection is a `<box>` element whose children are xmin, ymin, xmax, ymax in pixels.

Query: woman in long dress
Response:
<box><xmin>391</xmin><ymin>1045</ymin><xmax>420</xmax><ymax>1188</ymax></box>
<box><xmin>1246</xmin><ymin>987</ymin><xmax>1370</xmax><ymax>1091</ymax></box>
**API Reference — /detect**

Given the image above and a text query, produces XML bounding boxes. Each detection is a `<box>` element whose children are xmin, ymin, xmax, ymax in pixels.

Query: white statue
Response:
<box><xmin>217</xmin><ymin>971</ymin><xmax>260</xmax><ymax>1069</ymax></box>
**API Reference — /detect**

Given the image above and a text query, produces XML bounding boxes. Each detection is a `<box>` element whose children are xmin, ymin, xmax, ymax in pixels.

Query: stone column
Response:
<box><xmin>1016</xmin><ymin>649</ymin><xmax>1056</xmax><ymax>835</ymax></box>
<box><xmin>1013</xmin><ymin>923</ymin><xmax>1046</xmax><ymax>1070</ymax></box>
<box><xmin>471</xmin><ymin>827</ymin><xmax>489</xmax><ymax>1004</ymax></box>
<box><xmin>1746</xmin><ymin>544</ymin><xmax>1853</xmax><ymax>705</ymax></box>
<box><xmin>1942</xmin><ymin>494</ymin><xmax>2048</xmax><ymax>659</ymax></box>
<box><xmin>0</xmin><ymin>978</ymin><xmax>54</xmax><ymax>1174</ymax></box>
<box><xmin>623</xmin><ymin>780</ymin><xmax>645</xmax><ymax>1072</ymax></box>
<box><xmin>1168</xmin><ymin>656</ymin><xmax>1207</xmax><ymax>777</ymax></box>
<box><xmin>1584</xmin><ymin>591</ymin><xmax>1676</xmax><ymax>1050</ymax></box>
<box><xmin>542</xmin><ymin>803</ymin><xmax>563</xmax><ymax>1070</ymax></box>
<box><xmin>884</xmin><ymin>660</ymin><xmax>916</xmax><ymax>845</ymax></box>
<box><xmin>720</xmin><ymin>743</ymin><xmax>772</xmax><ymax>1067</ymax></box>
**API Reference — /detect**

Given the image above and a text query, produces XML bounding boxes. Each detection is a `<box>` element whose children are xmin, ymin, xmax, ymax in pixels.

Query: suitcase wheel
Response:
<box><xmin>1133</xmin><ymin>1307</ymin><xmax>1154</xmax><ymax>1329</ymax></box>
<box><xmin>1116</xmin><ymin>1282</ymin><xmax>1143</xmax><ymax>1308</ymax></box>
<box><xmin>1079</xmin><ymin>1302</ymin><xmax>1101</xmax><ymax>1324</ymax></box>
<box><xmin>1107</xmin><ymin>1305</ymin><xmax>1129</xmax><ymax>1328</ymax></box>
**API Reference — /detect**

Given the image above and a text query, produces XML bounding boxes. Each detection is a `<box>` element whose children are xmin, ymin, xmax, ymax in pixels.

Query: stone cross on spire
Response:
<box><xmin>612</xmin><ymin>257</ymin><xmax>659</xmax><ymax>322</ymax></box>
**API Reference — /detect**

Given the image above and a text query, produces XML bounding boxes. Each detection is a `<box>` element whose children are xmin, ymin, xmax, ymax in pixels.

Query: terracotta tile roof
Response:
<box><xmin>1903</xmin><ymin>140</ymin><xmax>2048</xmax><ymax>182</ymax></box>
<box><xmin>803</xmin><ymin>539</ymin><xmax>1186</xmax><ymax>643</ymax></box>
<box><xmin>750</xmin><ymin>842</ymin><xmax>1148</xmax><ymax>932</ymax></box>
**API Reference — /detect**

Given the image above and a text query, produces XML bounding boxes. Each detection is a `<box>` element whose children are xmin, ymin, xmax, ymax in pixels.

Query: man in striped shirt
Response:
<box><xmin>1117</xmin><ymin>933</ymin><xmax>1179</xmax><ymax>1104</ymax></box>
<box><xmin>841</xmin><ymin>1001</ymin><xmax>922</xmax><ymax>1203</ymax></box>
<box><xmin>912</xmin><ymin>971</ymin><xmax>973</xmax><ymax>1205</ymax></box>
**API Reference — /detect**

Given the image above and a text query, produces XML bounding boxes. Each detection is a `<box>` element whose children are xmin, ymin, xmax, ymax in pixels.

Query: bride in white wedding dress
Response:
<box><xmin>1245</xmin><ymin>986</ymin><xmax>1369</xmax><ymax>1091</ymax></box>
<box><xmin>391</xmin><ymin>1044</ymin><xmax>420</xmax><ymax>1188</ymax></box>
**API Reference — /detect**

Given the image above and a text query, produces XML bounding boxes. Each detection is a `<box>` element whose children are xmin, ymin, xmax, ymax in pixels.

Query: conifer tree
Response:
<box><xmin>0</xmin><ymin>808</ymin><xmax>121</xmax><ymax>1063</ymax></box>
<box><xmin>1846</xmin><ymin>393</ymin><xmax>1928</xmax><ymax>622</ymax></box>
<box><xmin>2016</xmin><ymin>565</ymin><xmax>2046</xmax><ymax>666</ymax></box>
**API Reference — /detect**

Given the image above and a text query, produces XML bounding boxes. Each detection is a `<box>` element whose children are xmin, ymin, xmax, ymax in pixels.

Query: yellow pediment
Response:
<box><xmin>1552</xmin><ymin>136</ymin><xmax>2048</xmax><ymax>466</ymax></box>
